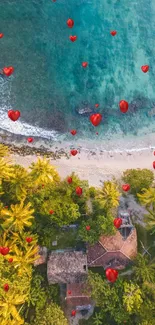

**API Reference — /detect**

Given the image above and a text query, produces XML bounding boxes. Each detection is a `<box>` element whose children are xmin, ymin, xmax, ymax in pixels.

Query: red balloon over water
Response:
<box><xmin>113</xmin><ymin>218</ymin><xmax>122</xmax><ymax>229</ymax></box>
<box><xmin>82</xmin><ymin>62</ymin><xmax>88</xmax><ymax>68</ymax></box>
<box><xmin>67</xmin><ymin>19</ymin><xmax>74</xmax><ymax>28</ymax></box>
<box><xmin>119</xmin><ymin>100</ymin><xmax>128</xmax><ymax>113</ymax></box>
<box><xmin>141</xmin><ymin>65</ymin><xmax>149</xmax><ymax>73</ymax></box>
<box><xmin>70</xmin><ymin>130</ymin><xmax>77</xmax><ymax>135</ymax></box>
<box><xmin>69</xmin><ymin>35</ymin><xmax>77</xmax><ymax>42</ymax></box>
<box><xmin>27</xmin><ymin>137</ymin><xmax>33</xmax><ymax>143</ymax></box>
<box><xmin>110</xmin><ymin>30</ymin><xmax>117</xmax><ymax>36</ymax></box>
<box><xmin>0</xmin><ymin>33</ymin><xmax>4</xmax><ymax>38</ymax></box>
<box><xmin>90</xmin><ymin>113</ymin><xmax>102</xmax><ymax>126</ymax></box>
<box><xmin>3</xmin><ymin>66</ymin><xmax>14</xmax><ymax>77</ymax></box>
<box><xmin>105</xmin><ymin>268</ymin><xmax>118</xmax><ymax>282</ymax></box>
<box><xmin>8</xmin><ymin>110</ymin><xmax>20</xmax><ymax>121</ymax></box>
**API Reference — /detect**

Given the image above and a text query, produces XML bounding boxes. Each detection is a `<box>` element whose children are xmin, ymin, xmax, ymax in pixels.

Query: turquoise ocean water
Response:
<box><xmin>0</xmin><ymin>0</ymin><xmax>155</xmax><ymax>150</ymax></box>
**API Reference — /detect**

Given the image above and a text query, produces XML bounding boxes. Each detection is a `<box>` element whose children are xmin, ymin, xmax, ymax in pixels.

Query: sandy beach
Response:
<box><xmin>10</xmin><ymin>147</ymin><xmax>155</xmax><ymax>187</ymax></box>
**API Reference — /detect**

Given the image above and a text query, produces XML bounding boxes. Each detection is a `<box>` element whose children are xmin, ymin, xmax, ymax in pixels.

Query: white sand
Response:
<box><xmin>11</xmin><ymin>148</ymin><xmax>155</xmax><ymax>187</ymax></box>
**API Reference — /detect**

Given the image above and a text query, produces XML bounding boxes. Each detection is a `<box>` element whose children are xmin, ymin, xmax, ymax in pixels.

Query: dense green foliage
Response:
<box><xmin>122</xmin><ymin>168</ymin><xmax>154</xmax><ymax>197</ymax></box>
<box><xmin>1</xmin><ymin>144</ymin><xmax>155</xmax><ymax>325</ymax></box>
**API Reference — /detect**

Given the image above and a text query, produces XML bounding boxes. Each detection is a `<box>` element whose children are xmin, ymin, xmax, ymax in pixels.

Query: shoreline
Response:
<box><xmin>4</xmin><ymin>142</ymin><xmax>154</xmax><ymax>187</ymax></box>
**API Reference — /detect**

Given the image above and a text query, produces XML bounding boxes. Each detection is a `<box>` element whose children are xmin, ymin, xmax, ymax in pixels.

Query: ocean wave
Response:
<box><xmin>0</xmin><ymin>105</ymin><xmax>59</xmax><ymax>140</ymax></box>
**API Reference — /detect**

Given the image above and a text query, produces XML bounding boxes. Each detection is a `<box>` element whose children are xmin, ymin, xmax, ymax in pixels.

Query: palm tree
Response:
<box><xmin>29</xmin><ymin>157</ymin><xmax>60</xmax><ymax>185</ymax></box>
<box><xmin>133</xmin><ymin>253</ymin><xmax>155</xmax><ymax>283</ymax></box>
<box><xmin>138</xmin><ymin>188</ymin><xmax>155</xmax><ymax>233</ymax></box>
<box><xmin>0</xmin><ymin>158</ymin><xmax>14</xmax><ymax>180</ymax></box>
<box><xmin>8</xmin><ymin>165</ymin><xmax>30</xmax><ymax>201</ymax></box>
<box><xmin>0</xmin><ymin>201</ymin><xmax>34</xmax><ymax>233</ymax></box>
<box><xmin>96</xmin><ymin>181</ymin><xmax>120</xmax><ymax>210</ymax></box>
<box><xmin>7</xmin><ymin>244</ymin><xmax>39</xmax><ymax>276</ymax></box>
<box><xmin>0</xmin><ymin>290</ymin><xmax>27</xmax><ymax>324</ymax></box>
<box><xmin>0</xmin><ymin>144</ymin><xmax>9</xmax><ymax>158</ymax></box>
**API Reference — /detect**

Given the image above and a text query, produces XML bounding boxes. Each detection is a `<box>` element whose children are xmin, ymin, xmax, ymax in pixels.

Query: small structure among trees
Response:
<box><xmin>87</xmin><ymin>213</ymin><xmax>137</xmax><ymax>270</ymax></box>
<box><xmin>47</xmin><ymin>251</ymin><xmax>88</xmax><ymax>284</ymax></box>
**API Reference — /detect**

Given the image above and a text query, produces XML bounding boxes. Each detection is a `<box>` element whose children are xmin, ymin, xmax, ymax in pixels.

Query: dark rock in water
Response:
<box><xmin>76</xmin><ymin>106</ymin><xmax>93</xmax><ymax>116</ymax></box>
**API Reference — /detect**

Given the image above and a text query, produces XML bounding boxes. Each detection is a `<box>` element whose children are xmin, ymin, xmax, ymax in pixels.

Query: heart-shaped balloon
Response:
<box><xmin>70</xmin><ymin>149</ymin><xmax>78</xmax><ymax>156</ymax></box>
<box><xmin>3</xmin><ymin>66</ymin><xmax>14</xmax><ymax>77</ymax></box>
<box><xmin>1</xmin><ymin>247</ymin><xmax>10</xmax><ymax>255</ymax></box>
<box><xmin>95</xmin><ymin>104</ymin><xmax>99</xmax><ymax>108</ymax></box>
<box><xmin>90</xmin><ymin>113</ymin><xmax>102</xmax><ymax>126</ymax></box>
<box><xmin>76</xmin><ymin>186</ymin><xmax>82</xmax><ymax>196</ymax></box>
<box><xmin>105</xmin><ymin>268</ymin><xmax>118</xmax><ymax>282</ymax></box>
<box><xmin>3</xmin><ymin>283</ymin><xmax>9</xmax><ymax>292</ymax></box>
<box><xmin>119</xmin><ymin>100</ymin><xmax>128</xmax><ymax>113</ymax></box>
<box><xmin>113</xmin><ymin>218</ymin><xmax>122</xmax><ymax>229</ymax></box>
<box><xmin>27</xmin><ymin>137</ymin><xmax>33</xmax><ymax>143</ymax></box>
<box><xmin>68</xmin><ymin>290</ymin><xmax>72</xmax><ymax>295</ymax></box>
<box><xmin>8</xmin><ymin>110</ymin><xmax>20</xmax><ymax>121</ymax></box>
<box><xmin>82</xmin><ymin>62</ymin><xmax>88</xmax><ymax>68</ymax></box>
<box><xmin>110</xmin><ymin>30</ymin><xmax>117</xmax><ymax>36</ymax></box>
<box><xmin>122</xmin><ymin>184</ymin><xmax>130</xmax><ymax>192</ymax></box>
<box><xmin>153</xmin><ymin>161</ymin><xmax>155</xmax><ymax>169</ymax></box>
<box><xmin>71</xmin><ymin>310</ymin><xmax>76</xmax><ymax>317</ymax></box>
<box><xmin>8</xmin><ymin>258</ymin><xmax>13</xmax><ymax>263</ymax></box>
<box><xmin>69</xmin><ymin>35</ymin><xmax>77</xmax><ymax>42</ymax></box>
<box><xmin>0</xmin><ymin>33</ymin><xmax>4</xmax><ymax>38</ymax></box>
<box><xmin>86</xmin><ymin>225</ymin><xmax>91</xmax><ymax>231</ymax></box>
<box><xmin>70</xmin><ymin>130</ymin><xmax>77</xmax><ymax>135</ymax></box>
<box><xmin>141</xmin><ymin>65</ymin><xmax>149</xmax><ymax>73</ymax></box>
<box><xmin>49</xmin><ymin>210</ymin><xmax>54</xmax><ymax>214</ymax></box>
<box><xmin>26</xmin><ymin>237</ymin><xmax>33</xmax><ymax>243</ymax></box>
<box><xmin>67</xmin><ymin>177</ymin><xmax>73</xmax><ymax>184</ymax></box>
<box><xmin>67</xmin><ymin>18</ymin><xmax>74</xmax><ymax>28</ymax></box>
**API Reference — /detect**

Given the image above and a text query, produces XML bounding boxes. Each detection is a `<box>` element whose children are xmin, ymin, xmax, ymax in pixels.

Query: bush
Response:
<box><xmin>122</xmin><ymin>169</ymin><xmax>154</xmax><ymax>197</ymax></box>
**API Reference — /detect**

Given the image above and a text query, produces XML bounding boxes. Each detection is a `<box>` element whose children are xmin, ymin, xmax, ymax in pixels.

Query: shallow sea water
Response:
<box><xmin>0</xmin><ymin>0</ymin><xmax>155</xmax><ymax>150</ymax></box>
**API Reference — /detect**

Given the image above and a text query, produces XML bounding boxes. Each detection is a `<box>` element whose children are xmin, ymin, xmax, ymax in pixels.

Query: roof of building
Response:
<box><xmin>87</xmin><ymin>228</ymin><xmax>137</xmax><ymax>269</ymax></box>
<box><xmin>66</xmin><ymin>283</ymin><xmax>92</xmax><ymax>307</ymax></box>
<box><xmin>47</xmin><ymin>251</ymin><xmax>87</xmax><ymax>284</ymax></box>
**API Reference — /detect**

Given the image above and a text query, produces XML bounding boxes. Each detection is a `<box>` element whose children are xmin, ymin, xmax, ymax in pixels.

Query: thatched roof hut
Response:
<box><xmin>66</xmin><ymin>283</ymin><xmax>92</xmax><ymax>307</ymax></box>
<box><xmin>47</xmin><ymin>251</ymin><xmax>88</xmax><ymax>284</ymax></box>
<box><xmin>87</xmin><ymin>228</ymin><xmax>137</xmax><ymax>270</ymax></box>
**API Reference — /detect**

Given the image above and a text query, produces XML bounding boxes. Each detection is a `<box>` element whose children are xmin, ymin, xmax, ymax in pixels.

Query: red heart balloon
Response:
<box><xmin>154</xmin><ymin>151</ymin><xmax>155</xmax><ymax>156</ymax></box>
<box><xmin>3</xmin><ymin>66</ymin><xmax>14</xmax><ymax>77</ymax></box>
<box><xmin>8</xmin><ymin>258</ymin><xmax>13</xmax><ymax>263</ymax></box>
<box><xmin>26</xmin><ymin>237</ymin><xmax>33</xmax><ymax>243</ymax></box>
<box><xmin>96</xmin><ymin>132</ymin><xmax>98</xmax><ymax>135</ymax></box>
<box><xmin>153</xmin><ymin>161</ymin><xmax>155</xmax><ymax>169</ymax></box>
<box><xmin>95</xmin><ymin>104</ymin><xmax>99</xmax><ymax>108</ymax></box>
<box><xmin>8</xmin><ymin>110</ymin><xmax>20</xmax><ymax>121</ymax></box>
<box><xmin>71</xmin><ymin>310</ymin><xmax>76</xmax><ymax>317</ymax></box>
<box><xmin>1</xmin><ymin>247</ymin><xmax>10</xmax><ymax>255</ymax></box>
<box><xmin>27</xmin><ymin>137</ymin><xmax>33</xmax><ymax>143</ymax></box>
<box><xmin>90</xmin><ymin>113</ymin><xmax>102</xmax><ymax>127</ymax></box>
<box><xmin>49</xmin><ymin>210</ymin><xmax>54</xmax><ymax>214</ymax></box>
<box><xmin>82</xmin><ymin>62</ymin><xmax>88</xmax><ymax>68</ymax></box>
<box><xmin>67</xmin><ymin>18</ymin><xmax>74</xmax><ymax>28</ymax></box>
<box><xmin>86</xmin><ymin>225</ymin><xmax>91</xmax><ymax>231</ymax></box>
<box><xmin>67</xmin><ymin>177</ymin><xmax>73</xmax><ymax>184</ymax></box>
<box><xmin>119</xmin><ymin>100</ymin><xmax>128</xmax><ymax>113</ymax></box>
<box><xmin>122</xmin><ymin>184</ymin><xmax>130</xmax><ymax>192</ymax></box>
<box><xmin>76</xmin><ymin>186</ymin><xmax>82</xmax><ymax>196</ymax></box>
<box><xmin>113</xmin><ymin>218</ymin><xmax>122</xmax><ymax>229</ymax></box>
<box><xmin>68</xmin><ymin>290</ymin><xmax>72</xmax><ymax>295</ymax></box>
<box><xmin>0</xmin><ymin>33</ymin><xmax>4</xmax><ymax>38</ymax></box>
<box><xmin>110</xmin><ymin>30</ymin><xmax>117</xmax><ymax>36</ymax></box>
<box><xmin>141</xmin><ymin>65</ymin><xmax>149</xmax><ymax>73</ymax></box>
<box><xmin>3</xmin><ymin>283</ymin><xmax>9</xmax><ymax>292</ymax></box>
<box><xmin>70</xmin><ymin>130</ymin><xmax>77</xmax><ymax>135</ymax></box>
<box><xmin>70</xmin><ymin>149</ymin><xmax>78</xmax><ymax>156</ymax></box>
<box><xmin>105</xmin><ymin>268</ymin><xmax>118</xmax><ymax>282</ymax></box>
<box><xmin>69</xmin><ymin>35</ymin><xmax>77</xmax><ymax>42</ymax></box>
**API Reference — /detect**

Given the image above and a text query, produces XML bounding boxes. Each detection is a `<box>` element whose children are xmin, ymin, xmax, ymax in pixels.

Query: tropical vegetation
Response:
<box><xmin>0</xmin><ymin>143</ymin><xmax>155</xmax><ymax>324</ymax></box>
